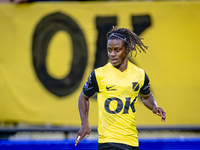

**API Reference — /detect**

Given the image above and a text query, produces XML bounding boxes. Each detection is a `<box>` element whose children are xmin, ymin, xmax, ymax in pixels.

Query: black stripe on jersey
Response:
<box><xmin>139</xmin><ymin>72</ymin><xmax>150</xmax><ymax>95</ymax></box>
<box><xmin>83</xmin><ymin>70</ymin><xmax>99</xmax><ymax>97</ymax></box>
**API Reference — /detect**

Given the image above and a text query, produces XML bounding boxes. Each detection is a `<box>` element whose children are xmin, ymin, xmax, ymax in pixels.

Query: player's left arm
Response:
<box><xmin>139</xmin><ymin>72</ymin><xmax>166</xmax><ymax>122</ymax></box>
<box><xmin>140</xmin><ymin>92</ymin><xmax>166</xmax><ymax>122</ymax></box>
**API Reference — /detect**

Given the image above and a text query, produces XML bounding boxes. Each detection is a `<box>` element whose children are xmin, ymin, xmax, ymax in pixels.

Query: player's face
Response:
<box><xmin>107</xmin><ymin>39</ymin><xmax>129</xmax><ymax>69</ymax></box>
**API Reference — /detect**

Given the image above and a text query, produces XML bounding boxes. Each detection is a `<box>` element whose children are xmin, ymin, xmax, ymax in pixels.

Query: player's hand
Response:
<box><xmin>75</xmin><ymin>123</ymin><xmax>91</xmax><ymax>146</ymax></box>
<box><xmin>152</xmin><ymin>107</ymin><xmax>166</xmax><ymax>122</ymax></box>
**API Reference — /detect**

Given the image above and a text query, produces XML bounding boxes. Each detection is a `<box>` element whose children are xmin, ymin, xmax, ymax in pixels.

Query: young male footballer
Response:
<box><xmin>75</xmin><ymin>27</ymin><xmax>166</xmax><ymax>150</ymax></box>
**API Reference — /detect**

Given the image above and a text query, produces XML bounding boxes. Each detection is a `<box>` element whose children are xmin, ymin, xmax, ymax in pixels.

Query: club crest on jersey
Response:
<box><xmin>132</xmin><ymin>82</ymin><xmax>139</xmax><ymax>91</ymax></box>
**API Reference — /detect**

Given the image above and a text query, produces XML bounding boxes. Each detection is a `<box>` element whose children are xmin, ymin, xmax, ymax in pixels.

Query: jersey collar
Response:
<box><xmin>108</xmin><ymin>61</ymin><xmax>130</xmax><ymax>77</ymax></box>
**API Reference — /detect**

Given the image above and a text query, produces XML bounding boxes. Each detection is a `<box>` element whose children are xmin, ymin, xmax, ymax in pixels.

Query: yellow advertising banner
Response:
<box><xmin>0</xmin><ymin>1</ymin><xmax>200</xmax><ymax>126</ymax></box>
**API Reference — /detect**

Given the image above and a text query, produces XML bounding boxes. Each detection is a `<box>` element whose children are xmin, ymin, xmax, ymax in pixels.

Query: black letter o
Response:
<box><xmin>104</xmin><ymin>98</ymin><xmax>123</xmax><ymax>114</ymax></box>
<box><xmin>32</xmin><ymin>12</ymin><xmax>88</xmax><ymax>97</ymax></box>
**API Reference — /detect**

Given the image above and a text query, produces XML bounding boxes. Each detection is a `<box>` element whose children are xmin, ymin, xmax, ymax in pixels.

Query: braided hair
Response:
<box><xmin>107</xmin><ymin>27</ymin><xmax>148</xmax><ymax>57</ymax></box>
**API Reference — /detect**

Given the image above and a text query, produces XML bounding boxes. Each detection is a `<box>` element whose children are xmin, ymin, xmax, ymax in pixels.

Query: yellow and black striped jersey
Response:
<box><xmin>83</xmin><ymin>61</ymin><xmax>150</xmax><ymax>147</ymax></box>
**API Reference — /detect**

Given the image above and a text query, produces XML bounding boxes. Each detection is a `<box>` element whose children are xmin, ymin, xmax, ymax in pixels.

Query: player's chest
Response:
<box><xmin>97</xmin><ymin>74</ymin><xmax>141</xmax><ymax>96</ymax></box>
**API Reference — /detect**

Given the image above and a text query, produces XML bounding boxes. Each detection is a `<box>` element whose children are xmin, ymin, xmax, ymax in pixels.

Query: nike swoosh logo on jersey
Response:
<box><xmin>106</xmin><ymin>85</ymin><xmax>116</xmax><ymax>91</ymax></box>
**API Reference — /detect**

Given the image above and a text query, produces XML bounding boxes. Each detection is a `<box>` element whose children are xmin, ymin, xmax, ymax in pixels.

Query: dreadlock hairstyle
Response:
<box><xmin>107</xmin><ymin>27</ymin><xmax>148</xmax><ymax>57</ymax></box>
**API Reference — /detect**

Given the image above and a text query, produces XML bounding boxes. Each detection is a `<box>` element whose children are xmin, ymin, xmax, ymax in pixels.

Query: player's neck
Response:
<box><xmin>115</xmin><ymin>58</ymin><xmax>128</xmax><ymax>72</ymax></box>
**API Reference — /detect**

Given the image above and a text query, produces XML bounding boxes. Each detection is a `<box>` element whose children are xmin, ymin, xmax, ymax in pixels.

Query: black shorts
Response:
<box><xmin>98</xmin><ymin>143</ymin><xmax>139</xmax><ymax>150</ymax></box>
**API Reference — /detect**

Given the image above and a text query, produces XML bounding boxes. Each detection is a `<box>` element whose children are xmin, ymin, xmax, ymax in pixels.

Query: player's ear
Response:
<box><xmin>126</xmin><ymin>48</ymin><xmax>130</xmax><ymax>55</ymax></box>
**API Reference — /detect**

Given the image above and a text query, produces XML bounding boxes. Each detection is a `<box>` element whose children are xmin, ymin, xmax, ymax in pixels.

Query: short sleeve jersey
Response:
<box><xmin>83</xmin><ymin>61</ymin><xmax>150</xmax><ymax>147</ymax></box>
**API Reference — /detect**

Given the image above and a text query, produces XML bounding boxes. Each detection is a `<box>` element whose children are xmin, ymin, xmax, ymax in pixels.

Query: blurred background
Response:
<box><xmin>0</xmin><ymin>0</ymin><xmax>200</xmax><ymax>149</ymax></box>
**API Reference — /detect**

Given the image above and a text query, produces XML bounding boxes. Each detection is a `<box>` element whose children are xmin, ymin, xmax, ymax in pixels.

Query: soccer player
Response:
<box><xmin>75</xmin><ymin>27</ymin><xmax>166</xmax><ymax>150</ymax></box>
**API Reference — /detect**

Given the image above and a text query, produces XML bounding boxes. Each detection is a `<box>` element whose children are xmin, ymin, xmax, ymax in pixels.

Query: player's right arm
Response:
<box><xmin>75</xmin><ymin>92</ymin><xmax>91</xmax><ymax>146</ymax></box>
<box><xmin>75</xmin><ymin>70</ymin><xmax>99</xmax><ymax>146</ymax></box>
